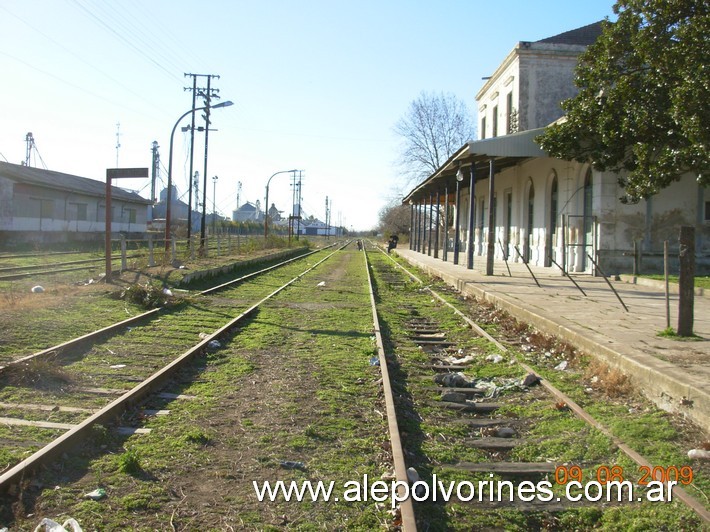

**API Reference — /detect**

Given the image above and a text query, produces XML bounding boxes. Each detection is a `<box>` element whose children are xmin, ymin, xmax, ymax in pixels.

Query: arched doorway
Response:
<box><xmin>582</xmin><ymin>168</ymin><xmax>593</xmax><ymax>271</ymax></box>
<box><xmin>546</xmin><ymin>176</ymin><xmax>558</xmax><ymax>266</ymax></box>
<box><xmin>525</xmin><ymin>182</ymin><xmax>534</xmax><ymax>262</ymax></box>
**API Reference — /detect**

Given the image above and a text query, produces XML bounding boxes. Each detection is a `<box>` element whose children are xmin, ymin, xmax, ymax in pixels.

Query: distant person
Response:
<box><xmin>387</xmin><ymin>234</ymin><xmax>398</xmax><ymax>254</ymax></box>
<box><xmin>356</xmin><ymin>240</ymin><xmax>363</xmax><ymax>251</ymax></box>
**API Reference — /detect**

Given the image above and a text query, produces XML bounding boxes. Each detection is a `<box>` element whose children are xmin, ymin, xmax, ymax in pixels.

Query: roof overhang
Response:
<box><xmin>402</xmin><ymin>126</ymin><xmax>548</xmax><ymax>203</ymax></box>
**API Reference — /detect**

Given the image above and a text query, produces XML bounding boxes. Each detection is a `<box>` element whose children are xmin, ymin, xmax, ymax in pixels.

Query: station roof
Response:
<box><xmin>402</xmin><ymin>126</ymin><xmax>548</xmax><ymax>203</ymax></box>
<box><xmin>0</xmin><ymin>161</ymin><xmax>152</xmax><ymax>204</ymax></box>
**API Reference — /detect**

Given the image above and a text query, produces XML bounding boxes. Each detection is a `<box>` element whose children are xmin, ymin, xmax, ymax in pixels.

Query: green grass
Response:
<box><xmin>639</xmin><ymin>274</ymin><xmax>710</xmax><ymax>290</ymax></box>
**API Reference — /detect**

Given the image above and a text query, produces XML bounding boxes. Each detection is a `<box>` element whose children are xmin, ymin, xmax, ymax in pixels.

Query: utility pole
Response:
<box><xmin>184</xmin><ymin>74</ymin><xmax>198</xmax><ymax>241</ymax></box>
<box><xmin>212</xmin><ymin>175</ymin><xmax>219</xmax><ymax>235</ymax></box>
<box><xmin>296</xmin><ymin>171</ymin><xmax>302</xmax><ymax>240</ymax></box>
<box><xmin>150</xmin><ymin>141</ymin><xmax>159</xmax><ymax>219</ymax></box>
<box><xmin>325</xmin><ymin>196</ymin><xmax>329</xmax><ymax>240</ymax></box>
<box><xmin>199</xmin><ymin>74</ymin><xmax>220</xmax><ymax>254</ymax></box>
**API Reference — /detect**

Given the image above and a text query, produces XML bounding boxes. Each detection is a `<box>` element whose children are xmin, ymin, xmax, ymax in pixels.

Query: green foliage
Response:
<box><xmin>117</xmin><ymin>448</ymin><xmax>142</xmax><ymax>476</ymax></box>
<box><xmin>537</xmin><ymin>0</ymin><xmax>710</xmax><ymax>202</ymax></box>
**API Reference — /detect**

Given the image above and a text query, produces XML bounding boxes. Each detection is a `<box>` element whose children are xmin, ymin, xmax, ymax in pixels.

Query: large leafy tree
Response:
<box><xmin>537</xmin><ymin>0</ymin><xmax>709</xmax><ymax>202</ymax></box>
<box><xmin>394</xmin><ymin>91</ymin><xmax>474</xmax><ymax>189</ymax></box>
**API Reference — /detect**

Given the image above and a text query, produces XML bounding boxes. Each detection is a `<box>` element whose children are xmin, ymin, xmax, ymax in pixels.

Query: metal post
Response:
<box><xmin>486</xmin><ymin>159</ymin><xmax>496</xmax><ymax>276</ymax></box>
<box><xmin>187</xmin><ymin>75</ymin><xmax>197</xmax><ymax>241</ymax></box>
<box><xmin>105</xmin><ymin>177</ymin><xmax>112</xmax><ymax>277</ymax></box>
<box><xmin>466</xmin><ymin>164</ymin><xmax>476</xmax><ymax>269</ymax></box>
<box><xmin>453</xmin><ymin>177</ymin><xmax>461</xmax><ymax>265</ymax></box>
<box><xmin>199</xmin><ymin>77</ymin><xmax>213</xmax><ymax>255</ymax></box>
<box><xmin>434</xmin><ymin>190</ymin><xmax>440</xmax><ymax>259</ymax></box>
<box><xmin>422</xmin><ymin>196</ymin><xmax>428</xmax><ymax>254</ymax></box>
<box><xmin>148</xmin><ymin>234</ymin><xmax>155</xmax><ymax>267</ymax></box>
<box><xmin>428</xmin><ymin>191</ymin><xmax>433</xmax><ymax>256</ymax></box>
<box><xmin>443</xmin><ymin>184</ymin><xmax>449</xmax><ymax>262</ymax></box>
<box><xmin>212</xmin><ymin>175</ymin><xmax>219</xmax><ymax>236</ymax></box>
<box><xmin>409</xmin><ymin>204</ymin><xmax>414</xmax><ymax>250</ymax></box>
<box><xmin>171</xmin><ymin>236</ymin><xmax>177</xmax><ymax>263</ymax></box>
<box><xmin>664</xmin><ymin>240</ymin><xmax>670</xmax><ymax>329</ymax></box>
<box><xmin>120</xmin><ymin>235</ymin><xmax>127</xmax><ymax>271</ymax></box>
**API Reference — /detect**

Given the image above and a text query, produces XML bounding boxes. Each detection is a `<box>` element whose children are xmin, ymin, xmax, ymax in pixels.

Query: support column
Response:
<box><xmin>409</xmin><ymin>204</ymin><xmax>414</xmax><ymax>250</ymax></box>
<box><xmin>434</xmin><ymin>190</ymin><xmax>440</xmax><ymax>259</ymax></box>
<box><xmin>453</xmin><ymin>176</ymin><xmax>462</xmax><ymax>265</ymax></box>
<box><xmin>415</xmin><ymin>202</ymin><xmax>421</xmax><ymax>252</ymax></box>
<box><xmin>422</xmin><ymin>196</ymin><xmax>428</xmax><ymax>255</ymax></box>
<box><xmin>443</xmin><ymin>184</ymin><xmax>449</xmax><ymax>262</ymax></box>
<box><xmin>427</xmin><ymin>191</ymin><xmax>434</xmax><ymax>256</ymax></box>
<box><xmin>486</xmin><ymin>159</ymin><xmax>496</xmax><ymax>275</ymax></box>
<box><xmin>467</xmin><ymin>164</ymin><xmax>476</xmax><ymax>269</ymax></box>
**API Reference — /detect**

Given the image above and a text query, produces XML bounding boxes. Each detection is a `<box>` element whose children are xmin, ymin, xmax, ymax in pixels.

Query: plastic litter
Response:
<box><xmin>688</xmin><ymin>449</ymin><xmax>710</xmax><ymax>460</ymax></box>
<box><xmin>554</xmin><ymin>360</ymin><xmax>568</xmax><ymax>371</ymax></box>
<box><xmin>316</xmin><ymin>281</ymin><xmax>326</xmax><ymax>287</ymax></box>
<box><xmin>31</xmin><ymin>285</ymin><xmax>45</xmax><ymax>293</ymax></box>
<box><xmin>369</xmin><ymin>356</ymin><xmax>380</xmax><ymax>366</ymax></box>
<box><xmin>198</xmin><ymin>332</ymin><xmax>209</xmax><ymax>339</ymax></box>
<box><xmin>207</xmin><ymin>340</ymin><xmax>221</xmax><ymax>349</ymax></box>
<box><xmin>440</xmin><ymin>391</ymin><xmax>467</xmax><ymax>403</ymax></box>
<box><xmin>84</xmin><ymin>488</ymin><xmax>106</xmax><ymax>500</ymax></box>
<box><xmin>109</xmin><ymin>364</ymin><xmax>126</xmax><ymax>369</ymax></box>
<box><xmin>280</xmin><ymin>460</ymin><xmax>306</xmax><ymax>470</ymax></box>
<box><xmin>33</xmin><ymin>518</ymin><xmax>83</xmax><ymax>532</ymax></box>
<box><xmin>162</xmin><ymin>288</ymin><xmax>173</xmax><ymax>297</ymax></box>
<box><xmin>434</xmin><ymin>372</ymin><xmax>474</xmax><ymax>388</ymax></box>
<box><xmin>485</xmin><ymin>354</ymin><xmax>503</xmax><ymax>363</ymax></box>
<box><xmin>406</xmin><ymin>467</ymin><xmax>427</xmax><ymax>498</ymax></box>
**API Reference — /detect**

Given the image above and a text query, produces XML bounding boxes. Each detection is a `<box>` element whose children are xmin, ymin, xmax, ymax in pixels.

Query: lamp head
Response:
<box><xmin>456</xmin><ymin>168</ymin><xmax>464</xmax><ymax>182</ymax></box>
<box><xmin>213</xmin><ymin>100</ymin><xmax>234</xmax><ymax>109</ymax></box>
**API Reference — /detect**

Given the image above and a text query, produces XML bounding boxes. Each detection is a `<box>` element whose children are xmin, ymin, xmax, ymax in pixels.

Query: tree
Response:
<box><xmin>378</xmin><ymin>201</ymin><xmax>411</xmax><ymax>238</ymax></box>
<box><xmin>394</xmin><ymin>91</ymin><xmax>474</xmax><ymax>188</ymax></box>
<box><xmin>537</xmin><ymin>0</ymin><xmax>710</xmax><ymax>202</ymax></box>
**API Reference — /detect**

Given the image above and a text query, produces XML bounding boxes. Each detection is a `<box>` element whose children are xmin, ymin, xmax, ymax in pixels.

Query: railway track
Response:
<box><xmin>364</xmin><ymin>242</ymin><xmax>708</xmax><ymax>530</ymax></box>
<box><xmin>0</xmin><ymin>244</ymin><xmax>342</xmax><ymax>495</ymax></box>
<box><xmin>0</xmin><ymin>241</ymin><xmax>706</xmax><ymax>529</ymax></box>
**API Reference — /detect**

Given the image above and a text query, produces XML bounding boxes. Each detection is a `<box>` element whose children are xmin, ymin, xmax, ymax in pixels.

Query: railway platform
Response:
<box><xmin>394</xmin><ymin>247</ymin><xmax>710</xmax><ymax>434</ymax></box>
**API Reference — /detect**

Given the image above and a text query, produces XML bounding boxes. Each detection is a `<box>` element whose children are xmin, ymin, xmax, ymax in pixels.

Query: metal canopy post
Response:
<box><xmin>422</xmin><ymin>196</ymin><xmax>428</xmax><ymax>254</ymax></box>
<box><xmin>486</xmin><ymin>159</ymin><xmax>496</xmax><ymax>275</ymax></box>
<box><xmin>466</xmin><ymin>164</ymin><xmax>476</xmax><ymax>269</ymax></box>
<box><xmin>443</xmin><ymin>184</ymin><xmax>449</xmax><ymax>262</ymax></box>
<box><xmin>453</xmin><ymin>174</ymin><xmax>462</xmax><ymax>265</ymax></box>
<box><xmin>434</xmin><ymin>189</ymin><xmax>440</xmax><ymax>259</ymax></box>
<box><xmin>427</xmin><ymin>191</ymin><xmax>433</xmax><ymax>256</ymax></box>
<box><xmin>409</xmin><ymin>204</ymin><xmax>414</xmax><ymax>250</ymax></box>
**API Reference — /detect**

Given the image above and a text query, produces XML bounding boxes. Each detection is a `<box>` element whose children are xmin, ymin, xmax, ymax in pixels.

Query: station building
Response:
<box><xmin>403</xmin><ymin>22</ymin><xmax>709</xmax><ymax>275</ymax></box>
<box><xmin>0</xmin><ymin>161</ymin><xmax>151</xmax><ymax>244</ymax></box>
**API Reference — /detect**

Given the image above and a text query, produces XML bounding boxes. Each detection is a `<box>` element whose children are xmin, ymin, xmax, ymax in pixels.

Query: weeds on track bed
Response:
<box><xmin>370</xmin><ymin>249</ymin><xmax>706</xmax><ymax>530</ymax></box>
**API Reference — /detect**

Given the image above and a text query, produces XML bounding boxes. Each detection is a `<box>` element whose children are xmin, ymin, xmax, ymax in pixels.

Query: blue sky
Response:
<box><xmin>0</xmin><ymin>0</ymin><xmax>615</xmax><ymax>230</ymax></box>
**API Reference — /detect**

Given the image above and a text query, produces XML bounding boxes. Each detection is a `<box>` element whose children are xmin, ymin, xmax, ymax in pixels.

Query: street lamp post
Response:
<box><xmin>264</xmin><ymin>169</ymin><xmax>298</xmax><ymax>239</ymax></box>
<box><xmin>212</xmin><ymin>175</ymin><xmax>219</xmax><ymax>235</ymax></box>
<box><xmin>165</xmin><ymin>100</ymin><xmax>233</xmax><ymax>253</ymax></box>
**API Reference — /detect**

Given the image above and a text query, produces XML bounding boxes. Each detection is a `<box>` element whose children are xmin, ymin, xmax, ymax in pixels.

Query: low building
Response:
<box><xmin>232</xmin><ymin>201</ymin><xmax>262</xmax><ymax>222</ymax></box>
<box><xmin>0</xmin><ymin>161</ymin><xmax>151</xmax><ymax>243</ymax></box>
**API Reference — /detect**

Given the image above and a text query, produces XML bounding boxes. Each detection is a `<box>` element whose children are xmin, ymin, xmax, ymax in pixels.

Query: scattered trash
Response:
<box><xmin>496</xmin><ymin>427</ymin><xmax>516</xmax><ymax>438</ymax></box>
<box><xmin>521</xmin><ymin>373</ymin><xmax>541</xmax><ymax>387</ymax></box>
<box><xmin>162</xmin><ymin>288</ymin><xmax>173</xmax><ymax>297</ymax></box>
<box><xmin>485</xmin><ymin>354</ymin><xmax>503</xmax><ymax>364</ymax></box>
<box><xmin>554</xmin><ymin>401</ymin><xmax>570</xmax><ymax>411</ymax></box>
<box><xmin>207</xmin><ymin>340</ymin><xmax>221</xmax><ymax>350</ymax></box>
<box><xmin>32</xmin><ymin>518</ymin><xmax>83</xmax><ymax>532</ymax></box>
<box><xmin>443</xmin><ymin>354</ymin><xmax>476</xmax><ymax>365</ymax></box>
<box><xmin>687</xmin><ymin>449</ymin><xmax>710</xmax><ymax>460</ymax></box>
<box><xmin>280</xmin><ymin>460</ymin><xmax>306</xmax><ymax>470</ymax></box>
<box><xmin>679</xmin><ymin>397</ymin><xmax>694</xmax><ymax>407</ymax></box>
<box><xmin>554</xmin><ymin>360</ymin><xmax>568</xmax><ymax>371</ymax></box>
<box><xmin>198</xmin><ymin>332</ymin><xmax>209</xmax><ymax>339</ymax></box>
<box><xmin>406</xmin><ymin>467</ymin><xmax>426</xmax><ymax>498</ymax></box>
<box><xmin>31</xmin><ymin>285</ymin><xmax>45</xmax><ymax>293</ymax></box>
<box><xmin>84</xmin><ymin>488</ymin><xmax>106</xmax><ymax>500</ymax></box>
<box><xmin>178</xmin><ymin>265</ymin><xmax>186</xmax><ymax>269</ymax></box>
<box><xmin>369</xmin><ymin>356</ymin><xmax>380</xmax><ymax>366</ymax></box>
<box><xmin>316</xmin><ymin>281</ymin><xmax>326</xmax><ymax>287</ymax></box>
<box><xmin>434</xmin><ymin>372</ymin><xmax>474</xmax><ymax>388</ymax></box>
<box><xmin>109</xmin><ymin>364</ymin><xmax>126</xmax><ymax>369</ymax></box>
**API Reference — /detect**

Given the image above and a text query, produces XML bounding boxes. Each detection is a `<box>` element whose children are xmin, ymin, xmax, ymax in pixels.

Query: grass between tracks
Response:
<box><xmin>7</xmin><ymin>248</ymin><xmax>395</xmax><ymax>530</ymax></box>
<box><xmin>370</xmin><ymin>249</ymin><xmax>706</xmax><ymax>530</ymax></box>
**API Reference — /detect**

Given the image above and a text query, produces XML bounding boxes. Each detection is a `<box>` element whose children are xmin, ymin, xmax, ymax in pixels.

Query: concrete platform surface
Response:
<box><xmin>394</xmin><ymin>247</ymin><xmax>710</xmax><ymax>433</ymax></box>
